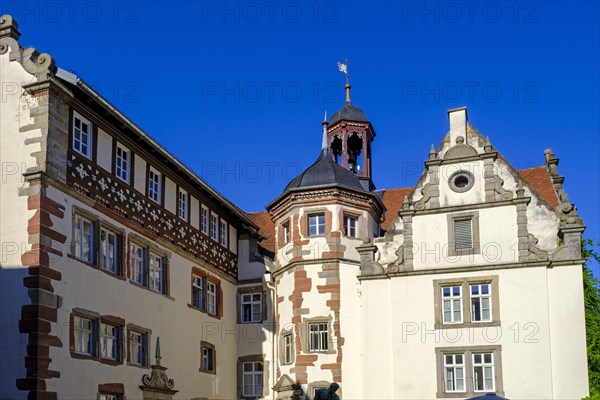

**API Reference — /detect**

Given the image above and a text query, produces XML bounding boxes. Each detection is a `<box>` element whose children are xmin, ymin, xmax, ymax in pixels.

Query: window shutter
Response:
<box><xmin>454</xmin><ymin>219</ymin><xmax>473</xmax><ymax>250</ymax></box>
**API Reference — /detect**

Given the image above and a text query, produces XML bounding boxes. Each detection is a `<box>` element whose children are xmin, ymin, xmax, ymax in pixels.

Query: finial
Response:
<box><xmin>321</xmin><ymin>111</ymin><xmax>329</xmax><ymax>152</ymax></box>
<box><xmin>429</xmin><ymin>144</ymin><xmax>437</xmax><ymax>160</ymax></box>
<box><xmin>155</xmin><ymin>337</ymin><xmax>162</xmax><ymax>366</ymax></box>
<box><xmin>337</xmin><ymin>59</ymin><xmax>350</xmax><ymax>102</ymax></box>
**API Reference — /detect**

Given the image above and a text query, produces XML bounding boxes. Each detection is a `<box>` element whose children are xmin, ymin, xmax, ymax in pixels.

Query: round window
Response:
<box><xmin>449</xmin><ymin>171</ymin><xmax>475</xmax><ymax>193</ymax></box>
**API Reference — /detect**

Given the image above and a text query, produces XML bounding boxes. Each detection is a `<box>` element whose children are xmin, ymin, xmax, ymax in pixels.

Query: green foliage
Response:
<box><xmin>582</xmin><ymin>239</ymin><xmax>600</xmax><ymax>400</ymax></box>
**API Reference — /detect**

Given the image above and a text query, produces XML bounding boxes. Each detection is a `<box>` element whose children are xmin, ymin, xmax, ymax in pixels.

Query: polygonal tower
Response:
<box><xmin>266</xmin><ymin>92</ymin><xmax>384</xmax><ymax>399</ymax></box>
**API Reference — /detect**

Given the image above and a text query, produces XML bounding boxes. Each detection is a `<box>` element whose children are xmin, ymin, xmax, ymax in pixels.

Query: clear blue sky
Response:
<box><xmin>6</xmin><ymin>1</ymin><xmax>598</xmax><ymax>275</ymax></box>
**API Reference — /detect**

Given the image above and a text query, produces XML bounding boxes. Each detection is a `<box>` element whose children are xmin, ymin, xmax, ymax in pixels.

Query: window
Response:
<box><xmin>283</xmin><ymin>222</ymin><xmax>290</xmax><ymax>243</ymax></box>
<box><xmin>148</xmin><ymin>168</ymin><xmax>161</xmax><ymax>203</ymax></box>
<box><xmin>99</xmin><ymin>395</ymin><xmax>121</xmax><ymax>400</ymax></box>
<box><xmin>207</xmin><ymin>281</ymin><xmax>217</xmax><ymax>315</ymax></box>
<box><xmin>149</xmin><ymin>253</ymin><xmax>165</xmax><ymax>293</ymax></box>
<box><xmin>100</xmin><ymin>322</ymin><xmax>120</xmax><ymax>361</ymax></box>
<box><xmin>201</xmin><ymin>206</ymin><xmax>209</xmax><ymax>234</ymax></box>
<box><xmin>210</xmin><ymin>214</ymin><xmax>218</xmax><ymax>241</ymax></box>
<box><xmin>178</xmin><ymin>189</ymin><xmax>188</xmax><ymax>221</ymax></box>
<box><xmin>308</xmin><ymin>322</ymin><xmax>328</xmax><ymax>352</ymax></box>
<box><xmin>473</xmin><ymin>353</ymin><xmax>495</xmax><ymax>392</ymax></box>
<box><xmin>454</xmin><ymin>219</ymin><xmax>473</xmax><ymax>250</ymax></box>
<box><xmin>200</xmin><ymin>342</ymin><xmax>216</xmax><ymax>374</ymax></box>
<box><xmin>115</xmin><ymin>143</ymin><xmax>130</xmax><ymax>183</ymax></box>
<box><xmin>242</xmin><ymin>361</ymin><xmax>264</xmax><ymax>397</ymax></box>
<box><xmin>130</xmin><ymin>243</ymin><xmax>146</xmax><ymax>286</ymax></box>
<box><xmin>100</xmin><ymin>227</ymin><xmax>119</xmax><ymax>274</ymax></box>
<box><xmin>344</xmin><ymin>215</ymin><xmax>357</xmax><ymax>237</ymax></box>
<box><xmin>471</xmin><ymin>284</ymin><xmax>492</xmax><ymax>322</ymax></box>
<box><xmin>73</xmin><ymin>113</ymin><xmax>92</xmax><ymax>158</ymax></box>
<box><xmin>308</xmin><ymin>213</ymin><xmax>325</xmax><ymax>236</ymax></box>
<box><xmin>442</xmin><ymin>286</ymin><xmax>463</xmax><ymax>324</ymax></box>
<box><xmin>436</xmin><ymin>347</ymin><xmax>503</xmax><ymax>398</ymax></box>
<box><xmin>444</xmin><ymin>354</ymin><xmax>465</xmax><ymax>393</ymax></box>
<box><xmin>128</xmin><ymin>330</ymin><xmax>148</xmax><ymax>366</ymax></box>
<box><xmin>192</xmin><ymin>275</ymin><xmax>205</xmax><ymax>310</ymax></box>
<box><xmin>241</xmin><ymin>293</ymin><xmax>262</xmax><ymax>323</ymax></box>
<box><xmin>448</xmin><ymin>170</ymin><xmax>475</xmax><ymax>193</ymax></box>
<box><xmin>434</xmin><ymin>276</ymin><xmax>500</xmax><ymax>328</ymax></box>
<box><xmin>74</xmin><ymin>315</ymin><xmax>95</xmax><ymax>356</ymax></box>
<box><xmin>74</xmin><ymin>215</ymin><xmax>95</xmax><ymax>264</ymax></box>
<box><xmin>219</xmin><ymin>220</ymin><xmax>228</xmax><ymax>247</ymax></box>
<box><xmin>447</xmin><ymin>212</ymin><xmax>480</xmax><ymax>257</ymax></box>
<box><xmin>283</xmin><ymin>334</ymin><xmax>293</xmax><ymax>365</ymax></box>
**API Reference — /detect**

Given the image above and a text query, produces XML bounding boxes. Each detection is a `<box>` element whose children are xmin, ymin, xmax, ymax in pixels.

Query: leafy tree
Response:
<box><xmin>583</xmin><ymin>239</ymin><xmax>600</xmax><ymax>399</ymax></box>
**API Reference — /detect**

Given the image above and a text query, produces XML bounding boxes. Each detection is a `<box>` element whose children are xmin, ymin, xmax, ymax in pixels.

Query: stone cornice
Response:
<box><xmin>272</xmin><ymin>257</ymin><xmax>359</xmax><ymax>278</ymax></box>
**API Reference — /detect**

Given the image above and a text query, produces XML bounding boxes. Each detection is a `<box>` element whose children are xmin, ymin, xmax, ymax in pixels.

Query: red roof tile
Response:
<box><xmin>381</xmin><ymin>188</ymin><xmax>412</xmax><ymax>231</ymax></box>
<box><xmin>247</xmin><ymin>211</ymin><xmax>275</xmax><ymax>254</ymax></box>
<box><xmin>519</xmin><ymin>166</ymin><xmax>559</xmax><ymax>208</ymax></box>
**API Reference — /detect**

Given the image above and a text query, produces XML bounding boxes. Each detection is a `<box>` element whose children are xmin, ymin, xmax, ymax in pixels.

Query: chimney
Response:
<box><xmin>447</xmin><ymin>106</ymin><xmax>468</xmax><ymax>145</ymax></box>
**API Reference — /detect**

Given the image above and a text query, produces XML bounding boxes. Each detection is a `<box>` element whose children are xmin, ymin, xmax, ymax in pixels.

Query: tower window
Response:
<box><xmin>343</xmin><ymin>215</ymin><xmax>357</xmax><ymax>237</ymax></box>
<box><xmin>347</xmin><ymin>132</ymin><xmax>363</xmax><ymax>173</ymax></box>
<box><xmin>308</xmin><ymin>213</ymin><xmax>325</xmax><ymax>236</ymax></box>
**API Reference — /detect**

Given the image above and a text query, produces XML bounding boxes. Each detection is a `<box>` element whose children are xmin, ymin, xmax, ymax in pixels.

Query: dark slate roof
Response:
<box><xmin>284</xmin><ymin>150</ymin><xmax>367</xmax><ymax>194</ymax></box>
<box><xmin>329</xmin><ymin>101</ymin><xmax>368</xmax><ymax>125</ymax></box>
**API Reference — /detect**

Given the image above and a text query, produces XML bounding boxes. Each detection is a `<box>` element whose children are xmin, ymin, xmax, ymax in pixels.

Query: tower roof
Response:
<box><xmin>329</xmin><ymin>101</ymin><xmax>368</xmax><ymax>125</ymax></box>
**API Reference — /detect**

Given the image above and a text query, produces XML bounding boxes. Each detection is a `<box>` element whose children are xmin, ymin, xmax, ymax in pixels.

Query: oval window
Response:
<box><xmin>449</xmin><ymin>171</ymin><xmax>475</xmax><ymax>193</ymax></box>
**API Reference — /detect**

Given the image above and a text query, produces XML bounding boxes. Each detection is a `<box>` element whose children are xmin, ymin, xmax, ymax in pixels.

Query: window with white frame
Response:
<box><xmin>242</xmin><ymin>361</ymin><xmax>264</xmax><ymax>397</ymax></box>
<box><xmin>178</xmin><ymin>189</ymin><xmax>188</xmax><ymax>221</ymax></box>
<box><xmin>219</xmin><ymin>220</ymin><xmax>228</xmax><ymax>247</ymax></box>
<box><xmin>100</xmin><ymin>322</ymin><xmax>120</xmax><ymax>360</ymax></box>
<box><xmin>343</xmin><ymin>215</ymin><xmax>357</xmax><ymax>237</ymax></box>
<box><xmin>444</xmin><ymin>354</ymin><xmax>466</xmax><ymax>393</ymax></box>
<box><xmin>283</xmin><ymin>334</ymin><xmax>293</xmax><ymax>365</ymax></box>
<box><xmin>74</xmin><ymin>315</ymin><xmax>95</xmax><ymax>356</ymax></box>
<box><xmin>115</xmin><ymin>143</ymin><xmax>130</xmax><ymax>183</ymax></box>
<box><xmin>473</xmin><ymin>353</ymin><xmax>495</xmax><ymax>392</ymax></box>
<box><xmin>100</xmin><ymin>227</ymin><xmax>119</xmax><ymax>274</ymax></box>
<box><xmin>72</xmin><ymin>113</ymin><xmax>92</xmax><ymax>158</ymax></box>
<box><xmin>207</xmin><ymin>281</ymin><xmax>217</xmax><ymax>315</ymax></box>
<box><xmin>470</xmin><ymin>284</ymin><xmax>492</xmax><ymax>322</ymax></box>
<box><xmin>200</xmin><ymin>342</ymin><xmax>216</xmax><ymax>373</ymax></box>
<box><xmin>442</xmin><ymin>286</ymin><xmax>463</xmax><ymax>324</ymax></box>
<box><xmin>192</xmin><ymin>275</ymin><xmax>205</xmax><ymax>310</ymax></box>
<box><xmin>241</xmin><ymin>293</ymin><xmax>262</xmax><ymax>323</ymax></box>
<box><xmin>308</xmin><ymin>213</ymin><xmax>325</xmax><ymax>236</ymax></box>
<box><xmin>283</xmin><ymin>222</ymin><xmax>290</xmax><ymax>243</ymax></box>
<box><xmin>210</xmin><ymin>214</ymin><xmax>218</xmax><ymax>241</ymax></box>
<box><xmin>128</xmin><ymin>330</ymin><xmax>148</xmax><ymax>366</ymax></box>
<box><xmin>130</xmin><ymin>243</ymin><xmax>146</xmax><ymax>286</ymax></box>
<box><xmin>74</xmin><ymin>215</ymin><xmax>95</xmax><ymax>264</ymax></box>
<box><xmin>149</xmin><ymin>253</ymin><xmax>165</xmax><ymax>294</ymax></box>
<box><xmin>148</xmin><ymin>168</ymin><xmax>161</xmax><ymax>204</ymax></box>
<box><xmin>308</xmin><ymin>322</ymin><xmax>328</xmax><ymax>352</ymax></box>
<box><xmin>201</xmin><ymin>206</ymin><xmax>209</xmax><ymax>234</ymax></box>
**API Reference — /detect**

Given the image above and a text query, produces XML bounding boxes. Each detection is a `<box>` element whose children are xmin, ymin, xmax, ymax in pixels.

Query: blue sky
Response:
<box><xmin>6</xmin><ymin>1</ymin><xmax>598</xmax><ymax>275</ymax></box>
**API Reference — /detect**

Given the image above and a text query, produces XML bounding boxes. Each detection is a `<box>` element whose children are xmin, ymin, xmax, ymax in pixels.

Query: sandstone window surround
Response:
<box><xmin>447</xmin><ymin>211</ymin><xmax>481</xmax><ymax>257</ymax></box>
<box><xmin>448</xmin><ymin>170</ymin><xmax>475</xmax><ymax>193</ymax></box>
<box><xmin>342</xmin><ymin>211</ymin><xmax>360</xmax><ymax>238</ymax></box>
<box><xmin>301</xmin><ymin>316</ymin><xmax>335</xmax><ymax>355</ymax></box>
<box><xmin>435</xmin><ymin>345</ymin><xmax>504</xmax><ymax>398</ymax></box>
<box><xmin>237</xmin><ymin>354</ymin><xmax>269</xmax><ymax>399</ymax></box>
<box><xmin>433</xmin><ymin>275</ymin><xmax>500</xmax><ymax>329</ymax></box>
<box><xmin>69</xmin><ymin>308</ymin><xmax>125</xmax><ymax>366</ymax></box>
<box><xmin>127</xmin><ymin>233</ymin><xmax>171</xmax><ymax>297</ymax></box>
<box><xmin>200</xmin><ymin>341</ymin><xmax>216</xmax><ymax>374</ymax></box>
<box><xmin>188</xmin><ymin>267</ymin><xmax>223</xmax><ymax>319</ymax></box>
<box><xmin>127</xmin><ymin>323</ymin><xmax>151</xmax><ymax>368</ymax></box>
<box><xmin>282</xmin><ymin>220</ymin><xmax>290</xmax><ymax>244</ymax></box>
<box><xmin>308</xmin><ymin>212</ymin><xmax>326</xmax><ymax>237</ymax></box>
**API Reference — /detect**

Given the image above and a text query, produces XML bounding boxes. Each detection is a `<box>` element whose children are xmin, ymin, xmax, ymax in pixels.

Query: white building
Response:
<box><xmin>0</xmin><ymin>14</ymin><xmax>589</xmax><ymax>400</ymax></box>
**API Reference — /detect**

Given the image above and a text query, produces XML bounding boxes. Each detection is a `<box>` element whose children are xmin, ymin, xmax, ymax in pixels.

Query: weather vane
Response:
<box><xmin>337</xmin><ymin>58</ymin><xmax>349</xmax><ymax>85</ymax></box>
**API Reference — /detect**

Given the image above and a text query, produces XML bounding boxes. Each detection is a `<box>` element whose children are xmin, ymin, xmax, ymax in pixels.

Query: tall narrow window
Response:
<box><xmin>130</xmin><ymin>243</ymin><xmax>146</xmax><ymax>286</ymax></box>
<box><xmin>192</xmin><ymin>275</ymin><xmax>204</xmax><ymax>310</ymax></box>
<box><xmin>473</xmin><ymin>353</ymin><xmax>494</xmax><ymax>392</ymax></box>
<box><xmin>128</xmin><ymin>330</ymin><xmax>147</xmax><ymax>366</ymax></box>
<box><xmin>454</xmin><ymin>219</ymin><xmax>473</xmax><ymax>250</ymax></box>
<box><xmin>74</xmin><ymin>315</ymin><xmax>95</xmax><ymax>356</ymax></box>
<box><xmin>219</xmin><ymin>220</ymin><xmax>228</xmax><ymax>247</ymax></box>
<box><xmin>115</xmin><ymin>143</ymin><xmax>130</xmax><ymax>183</ymax></box>
<box><xmin>210</xmin><ymin>214</ymin><xmax>218</xmax><ymax>241</ymax></box>
<box><xmin>283</xmin><ymin>222</ymin><xmax>290</xmax><ymax>243</ymax></box>
<box><xmin>74</xmin><ymin>215</ymin><xmax>95</xmax><ymax>264</ymax></box>
<box><xmin>178</xmin><ymin>189</ymin><xmax>188</xmax><ymax>221</ymax></box>
<box><xmin>308</xmin><ymin>213</ymin><xmax>325</xmax><ymax>236</ymax></box>
<box><xmin>73</xmin><ymin>114</ymin><xmax>92</xmax><ymax>158</ymax></box>
<box><xmin>200</xmin><ymin>342</ymin><xmax>216</xmax><ymax>373</ymax></box>
<box><xmin>148</xmin><ymin>168</ymin><xmax>161</xmax><ymax>204</ymax></box>
<box><xmin>241</xmin><ymin>293</ymin><xmax>262</xmax><ymax>323</ymax></box>
<box><xmin>100</xmin><ymin>228</ymin><xmax>119</xmax><ymax>274</ymax></box>
<box><xmin>442</xmin><ymin>286</ymin><xmax>463</xmax><ymax>324</ymax></box>
<box><xmin>100</xmin><ymin>322</ymin><xmax>120</xmax><ymax>360</ymax></box>
<box><xmin>207</xmin><ymin>281</ymin><xmax>217</xmax><ymax>315</ymax></box>
<box><xmin>444</xmin><ymin>354</ymin><xmax>466</xmax><ymax>392</ymax></box>
<box><xmin>470</xmin><ymin>284</ymin><xmax>492</xmax><ymax>322</ymax></box>
<box><xmin>344</xmin><ymin>215</ymin><xmax>357</xmax><ymax>237</ymax></box>
<box><xmin>149</xmin><ymin>253</ymin><xmax>165</xmax><ymax>294</ymax></box>
<box><xmin>242</xmin><ymin>362</ymin><xmax>264</xmax><ymax>397</ymax></box>
<box><xmin>283</xmin><ymin>334</ymin><xmax>293</xmax><ymax>365</ymax></box>
<box><xmin>201</xmin><ymin>206</ymin><xmax>209</xmax><ymax>234</ymax></box>
<box><xmin>308</xmin><ymin>322</ymin><xmax>328</xmax><ymax>352</ymax></box>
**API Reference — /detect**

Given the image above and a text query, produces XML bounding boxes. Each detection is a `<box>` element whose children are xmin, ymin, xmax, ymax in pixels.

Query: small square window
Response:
<box><xmin>308</xmin><ymin>214</ymin><xmax>325</xmax><ymax>236</ymax></box>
